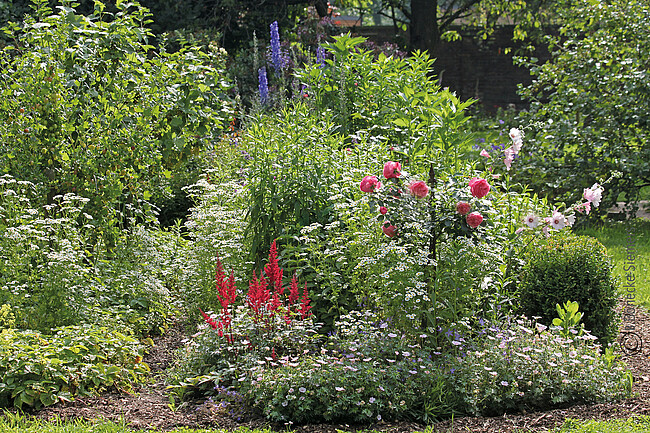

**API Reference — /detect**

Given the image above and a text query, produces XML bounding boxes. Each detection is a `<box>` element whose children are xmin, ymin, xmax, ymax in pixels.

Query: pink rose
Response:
<box><xmin>379</xmin><ymin>206</ymin><xmax>388</xmax><ymax>215</ymax></box>
<box><xmin>383</xmin><ymin>161</ymin><xmax>402</xmax><ymax>179</ymax></box>
<box><xmin>360</xmin><ymin>175</ymin><xmax>382</xmax><ymax>193</ymax></box>
<box><xmin>469</xmin><ymin>177</ymin><xmax>490</xmax><ymax>198</ymax></box>
<box><xmin>466</xmin><ymin>212</ymin><xmax>483</xmax><ymax>228</ymax></box>
<box><xmin>382</xmin><ymin>222</ymin><xmax>397</xmax><ymax>238</ymax></box>
<box><xmin>456</xmin><ymin>201</ymin><xmax>471</xmax><ymax>216</ymax></box>
<box><xmin>408</xmin><ymin>181</ymin><xmax>429</xmax><ymax>199</ymax></box>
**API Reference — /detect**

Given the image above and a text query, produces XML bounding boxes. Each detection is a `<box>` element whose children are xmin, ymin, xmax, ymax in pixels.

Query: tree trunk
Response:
<box><xmin>409</xmin><ymin>0</ymin><xmax>440</xmax><ymax>54</ymax></box>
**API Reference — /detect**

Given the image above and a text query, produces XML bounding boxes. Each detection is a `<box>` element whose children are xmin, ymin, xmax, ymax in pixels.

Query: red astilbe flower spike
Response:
<box><xmin>264</xmin><ymin>240</ymin><xmax>284</xmax><ymax>295</ymax></box>
<box><xmin>199</xmin><ymin>308</ymin><xmax>218</xmax><ymax>330</ymax></box>
<box><xmin>299</xmin><ymin>283</ymin><xmax>313</xmax><ymax>320</ymax></box>
<box><xmin>288</xmin><ymin>273</ymin><xmax>300</xmax><ymax>306</ymax></box>
<box><xmin>247</xmin><ymin>270</ymin><xmax>269</xmax><ymax>317</ymax></box>
<box><xmin>269</xmin><ymin>290</ymin><xmax>281</xmax><ymax>314</ymax></box>
<box><xmin>215</xmin><ymin>257</ymin><xmax>237</xmax><ymax>310</ymax></box>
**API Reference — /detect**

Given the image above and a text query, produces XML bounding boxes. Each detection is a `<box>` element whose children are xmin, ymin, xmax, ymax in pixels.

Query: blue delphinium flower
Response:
<box><xmin>316</xmin><ymin>45</ymin><xmax>326</xmax><ymax>69</ymax></box>
<box><xmin>258</xmin><ymin>67</ymin><xmax>269</xmax><ymax>104</ymax></box>
<box><xmin>270</xmin><ymin>21</ymin><xmax>283</xmax><ymax>74</ymax></box>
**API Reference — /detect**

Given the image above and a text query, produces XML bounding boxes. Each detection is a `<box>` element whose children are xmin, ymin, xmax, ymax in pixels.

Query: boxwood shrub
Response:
<box><xmin>517</xmin><ymin>233</ymin><xmax>618</xmax><ymax>344</ymax></box>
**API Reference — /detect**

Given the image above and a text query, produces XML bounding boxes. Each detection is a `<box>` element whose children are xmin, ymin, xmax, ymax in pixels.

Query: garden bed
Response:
<box><xmin>29</xmin><ymin>299</ymin><xmax>650</xmax><ymax>433</ymax></box>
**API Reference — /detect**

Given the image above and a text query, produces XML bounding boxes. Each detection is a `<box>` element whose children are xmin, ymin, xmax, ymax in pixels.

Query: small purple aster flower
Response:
<box><xmin>258</xmin><ymin>67</ymin><xmax>269</xmax><ymax>104</ymax></box>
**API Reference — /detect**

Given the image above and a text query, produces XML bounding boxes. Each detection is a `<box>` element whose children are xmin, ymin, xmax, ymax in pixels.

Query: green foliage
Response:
<box><xmin>243</xmin><ymin>104</ymin><xmax>344</xmax><ymax>267</ymax></box>
<box><xmin>552</xmin><ymin>300</ymin><xmax>584</xmax><ymax>339</ymax></box>
<box><xmin>449</xmin><ymin>316</ymin><xmax>632</xmax><ymax>416</ymax></box>
<box><xmin>0</xmin><ymin>304</ymin><xmax>15</xmax><ymax>329</ymax></box>
<box><xmin>0</xmin><ymin>0</ymin><xmax>233</xmax><ymax>228</ymax></box>
<box><xmin>516</xmin><ymin>0</ymin><xmax>650</xmax><ymax>209</ymax></box>
<box><xmin>0</xmin><ymin>324</ymin><xmax>149</xmax><ymax>409</ymax></box>
<box><xmin>298</xmin><ymin>36</ymin><xmax>475</xmax><ymax>172</ymax></box>
<box><xmin>517</xmin><ymin>232</ymin><xmax>619</xmax><ymax>344</ymax></box>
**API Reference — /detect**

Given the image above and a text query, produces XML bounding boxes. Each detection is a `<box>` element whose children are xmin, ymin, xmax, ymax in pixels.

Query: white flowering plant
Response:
<box><xmin>448</xmin><ymin>315</ymin><xmax>632</xmax><ymax>416</ymax></box>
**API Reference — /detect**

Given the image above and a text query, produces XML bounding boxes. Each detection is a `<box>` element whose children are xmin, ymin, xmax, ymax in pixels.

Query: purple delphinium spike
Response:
<box><xmin>258</xmin><ymin>67</ymin><xmax>269</xmax><ymax>104</ymax></box>
<box><xmin>270</xmin><ymin>21</ymin><xmax>283</xmax><ymax>74</ymax></box>
<box><xmin>316</xmin><ymin>45</ymin><xmax>326</xmax><ymax>68</ymax></box>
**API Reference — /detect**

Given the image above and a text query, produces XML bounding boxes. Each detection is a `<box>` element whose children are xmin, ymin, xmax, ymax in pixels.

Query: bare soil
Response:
<box><xmin>32</xmin><ymin>300</ymin><xmax>650</xmax><ymax>433</ymax></box>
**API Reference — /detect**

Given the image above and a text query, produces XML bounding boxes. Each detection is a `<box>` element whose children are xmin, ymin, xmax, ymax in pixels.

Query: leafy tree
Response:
<box><xmin>336</xmin><ymin>0</ymin><xmax>575</xmax><ymax>53</ymax></box>
<box><xmin>516</xmin><ymin>0</ymin><xmax>650</xmax><ymax>209</ymax></box>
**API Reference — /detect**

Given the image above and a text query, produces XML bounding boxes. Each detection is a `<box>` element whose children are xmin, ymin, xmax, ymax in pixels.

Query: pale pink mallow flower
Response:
<box><xmin>565</xmin><ymin>214</ymin><xmax>575</xmax><ymax>227</ymax></box>
<box><xmin>480</xmin><ymin>149</ymin><xmax>491</xmax><ymax>158</ymax></box>
<box><xmin>548</xmin><ymin>211</ymin><xmax>566</xmax><ymax>230</ymax></box>
<box><xmin>583</xmin><ymin>183</ymin><xmax>604</xmax><ymax>208</ymax></box>
<box><xmin>523</xmin><ymin>214</ymin><xmax>539</xmax><ymax>228</ymax></box>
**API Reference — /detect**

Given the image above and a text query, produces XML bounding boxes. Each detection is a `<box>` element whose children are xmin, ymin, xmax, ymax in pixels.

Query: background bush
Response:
<box><xmin>517</xmin><ymin>232</ymin><xmax>618</xmax><ymax>344</ymax></box>
<box><xmin>0</xmin><ymin>0</ymin><xmax>233</xmax><ymax>231</ymax></box>
<box><xmin>515</xmin><ymin>0</ymin><xmax>650</xmax><ymax>210</ymax></box>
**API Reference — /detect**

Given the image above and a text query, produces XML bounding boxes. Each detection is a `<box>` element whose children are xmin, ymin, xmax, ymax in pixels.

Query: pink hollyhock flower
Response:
<box><xmin>379</xmin><ymin>206</ymin><xmax>388</xmax><ymax>215</ymax></box>
<box><xmin>382</xmin><ymin>222</ymin><xmax>397</xmax><ymax>238</ymax></box>
<box><xmin>523</xmin><ymin>214</ymin><xmax>539</xmax><ymax>228</ymax></box>
<box><xmin>509</xmin><ymin>128</ymin><xmax>524</xmax><ymax>154</ymax></box>
<box><xmin>504</xmin><ymin>147</ymin><xmax>515</xmax><ymax>171</ymax></box>
<box><xmin>583</xmin><ymin>183</ymin><xmax>604</xmax><ymax>208</ymax></box>
<box><xmin>409</xmin><ymin>180</ymin><xmax>429</xmax><ymax>199</ymax></box>
<box><xmin>480</xmin><ymin>149</ymin><xmax>491</xmax><ymax>158</ymax></box>
<box><xmin>577</xmin><ymin>202</ymin><xmax>592</xmax><ymax>215</ymax></box>
<box><xmin>466</xmin><ymin>212</ymin><xmax>483</xmax><ymax>228</ymax></box>
<box><xmin>383</xmin><ymin>161</ymin><xmax>402</xmax><ymax>179</ymax></box>
<box><xmin>515</xmin><ymin>227</ymin><xmax>524</xmax><ymax>234</ymax></box>
<box><xmin>456</xmin><ymin>201</ymin><xmax>471</xmax><ymax>216</ymax></box>
<box><xmin>469</xmin><ymin>177</ymin><xmax>491</xmax><ymax>198</ymax></box>
<box><xmin>360</xmin><ymin>175</ymin><xmax>382</xmax><ymax>193</ymax></box>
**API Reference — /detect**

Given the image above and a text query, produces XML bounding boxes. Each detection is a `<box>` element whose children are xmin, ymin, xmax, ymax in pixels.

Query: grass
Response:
<box><xmin>0</xmin><ymin>413</ymin><xmax>276</xmax><ymax>433</ymax></box>
<box><xmin>554</xmin><ymin>416</ymin><xmax>650</xmax><ymax>433</ymax></box>
<box><xmin>574</xmin><ymin>219</ymin><xmax>650</xmax><ymax>309</ymax></box>
<box><xmin>4</xmin><ymin>415</ymin><xmax>650</xmax><ymax>433</ymax></box>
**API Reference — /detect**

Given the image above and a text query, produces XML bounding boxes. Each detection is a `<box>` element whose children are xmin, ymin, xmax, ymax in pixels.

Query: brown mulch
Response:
<box><xmin>31</xmin><ymin>300</ymin><xmax>650</xmax><ymax>433</ymax></box>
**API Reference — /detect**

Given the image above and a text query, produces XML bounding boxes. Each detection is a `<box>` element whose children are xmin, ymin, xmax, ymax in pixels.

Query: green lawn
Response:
<box><xmin>4</xmin><ymin>416</ymin><xmax>650</xmax><ymax>433</ymax></box>
<box><xmin>574</xmin><ymin>219</ymin><xmax>650</xmax><ymax>309</ymax></box>
<box><xmin>553</xmin><ymin>417</ymin><xmax>650</xmax><ymax>433</ymax></box>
